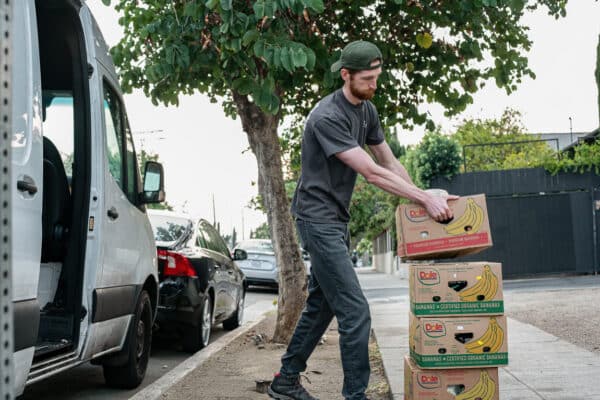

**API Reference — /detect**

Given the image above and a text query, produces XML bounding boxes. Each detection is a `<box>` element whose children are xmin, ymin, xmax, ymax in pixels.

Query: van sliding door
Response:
<box><xmin>11</xmin><ymin>0</ymin><xmax>43</xmax><ymax>394</ymax></box>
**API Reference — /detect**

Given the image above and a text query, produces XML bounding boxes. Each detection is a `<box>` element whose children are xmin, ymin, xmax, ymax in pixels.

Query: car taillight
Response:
<box><xmin>157</xmin><ymin>249</ymin><xmax>196</xmax><ymax>277</ymax></box>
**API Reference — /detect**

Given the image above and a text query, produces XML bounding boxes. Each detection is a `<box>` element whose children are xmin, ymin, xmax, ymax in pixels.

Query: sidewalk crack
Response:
<box><xmin>503</xmin><ymin>368</ymin><xmax>547</xmax><ymax>399</ymax></box>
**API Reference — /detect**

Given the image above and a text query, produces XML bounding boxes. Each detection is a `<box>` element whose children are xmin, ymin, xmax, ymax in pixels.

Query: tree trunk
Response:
<box><xmin>232</xmin><ymin>92</ymin><xmax>307</xmax><ymax>344</ymax></box>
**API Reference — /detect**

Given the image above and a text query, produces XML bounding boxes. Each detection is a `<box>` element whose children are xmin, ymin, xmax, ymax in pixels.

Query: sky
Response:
<box><xmin>85</xmin><ymin>1</ymin><xmax>600</xmax><ymax>240</ymax></box>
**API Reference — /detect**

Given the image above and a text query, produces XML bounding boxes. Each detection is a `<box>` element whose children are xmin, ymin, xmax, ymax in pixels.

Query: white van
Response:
<box><xmin>11</xmin><ymin>0</ymin><xmax>165</xmax><ymax>395</ymax></box>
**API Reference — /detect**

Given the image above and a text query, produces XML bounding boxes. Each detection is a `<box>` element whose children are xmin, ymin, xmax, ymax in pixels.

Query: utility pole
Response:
<box><xmin>132</xmin><ymin>129</ymin><xmax>165</xmax><ymax>154</ymax></box>
<box><xmin>569</xmin><ymin>116</ymin><xmax>573</xmax><ymax>145</ymax></box>
<box><xmin>212</xmin><ymin>194</ymin><xmax>216</xmax><ymax>227</ymax></box>
<box><xmin>241</xmin><ymin>208</ymin><xmax>245</xmax><ymax>240</ymax></box>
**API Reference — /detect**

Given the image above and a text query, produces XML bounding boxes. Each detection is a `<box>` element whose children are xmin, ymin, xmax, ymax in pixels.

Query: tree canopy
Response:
<box><xmin>107</xmin><ymin>0</ymin><xmax>568</xmax><ymax>342</ymax></box>
<box><xmin>453</xmin><ymin>109</ymin><xmax>557</xmax><ymax>172</ymax></box>
<box><xmin>110</xmin><ymin>0</ymin><xmax>566</xmax><ymax>128</ymax></box>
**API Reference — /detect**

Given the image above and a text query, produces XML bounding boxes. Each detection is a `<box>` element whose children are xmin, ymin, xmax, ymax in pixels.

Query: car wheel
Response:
<box><xmin>103</xmin><ymin>290</ymin><xmax>152</xmax><ymax>389</ymax></box>
<box><xmin>223</xmin><ymin>290</ymin><xmax>245</xmax><ymax>331</ymax></box>
<box><xmin>182</xmin><ymin>295</ymin><xmax>212</xmax><ymax>353</ymax></box>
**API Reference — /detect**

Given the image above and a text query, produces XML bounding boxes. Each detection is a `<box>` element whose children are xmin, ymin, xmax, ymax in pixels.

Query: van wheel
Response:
<box><xmin>103</xmin><ymin>290</ymin><xmax>152</xmax><ymax>389</ymax></box>
<box><xmin>182</xmin><ymin>296</ymin><xmax>212</xmax><ymax>353</ymax></box>
<box><xmin>223</xmin><ymin>290</ymin><xmax>244</xmax><ymax>331</ymax></box>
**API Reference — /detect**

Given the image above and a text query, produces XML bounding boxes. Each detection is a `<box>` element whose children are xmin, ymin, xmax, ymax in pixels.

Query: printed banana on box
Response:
<box><xmin>409</xmin><ymin>262</ymin><xmax>504</xmax><ymax>316</ymax></box>
<box><xmin>409</xmin><ymin>313</ymin><xmax>508</xmax><ymax>369</ymax></box>
<box><xmin>396</xmin><ymin>194</ymin><xmax>493</xmax><ymax>260</ymax></box>
<box><xmin>404</xmin><ymin>356</ymin><xmax>499</xmax><ymax>400</ymax></box>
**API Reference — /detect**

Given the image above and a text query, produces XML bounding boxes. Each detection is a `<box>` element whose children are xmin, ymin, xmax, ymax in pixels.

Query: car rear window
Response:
<box><xmin>149</xmin><ymin>214</ymin><xmax>191</xmax><ymax>245</ymax></box>
<box><xmin>236</xmin><ymin>240</ymin><xmax>274</xmax><ymax>253</ymax></box>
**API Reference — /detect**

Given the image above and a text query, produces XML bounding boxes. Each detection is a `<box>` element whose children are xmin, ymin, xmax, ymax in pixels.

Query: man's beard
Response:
<box><xmin>349</xmin><ymin>77</ymin><xmax>376</xmax><ymax>100</ymax></box>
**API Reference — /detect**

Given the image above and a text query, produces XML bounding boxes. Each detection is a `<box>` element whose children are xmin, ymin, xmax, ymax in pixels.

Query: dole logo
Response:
<box><xmin>424</xmin><ymin>321</ymin><xmax>446</xmax><ymax>338</ymax></box>
<box><xmin>417</xmin><ymin>269</ymin><xmax>440</xmax><ymax>285</ymax></box>
<box><xmin>405</xmin><ymin>207</ymin><xmax>429</xmax><ymax>222</ymax></box>
<box><xmin>417</xmin><ymin>373</ymin><xmax>441</xmax><ymax>389</ymax></box>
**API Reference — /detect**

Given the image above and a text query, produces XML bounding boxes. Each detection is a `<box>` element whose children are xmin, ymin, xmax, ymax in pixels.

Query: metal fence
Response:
<box><xmin>431</xmin><ymin>168</ymin><xmax>600</xmax><ymax>278</ymax></box>
<box><xmin>0</xmin><ymin>0</ymin><xmax>14</xmax><ymax>397</ymax></box>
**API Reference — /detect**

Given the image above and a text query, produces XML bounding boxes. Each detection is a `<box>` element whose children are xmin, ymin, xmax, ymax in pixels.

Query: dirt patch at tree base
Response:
<box><xmin>162</xmin><ymin>312</ymin><xmax>392</xmax><ymax>400</ymax></box>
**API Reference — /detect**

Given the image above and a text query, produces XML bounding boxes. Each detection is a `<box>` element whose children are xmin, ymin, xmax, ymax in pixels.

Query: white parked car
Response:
<box><xmin>234</xmin><ymin>239</ymin><xmax>311</xmax><ymax>288</ymax></box>
<box><xmin>10</xmin><ymin>0</ymin><xmax>164</xmax><ymax>395</ymax></box>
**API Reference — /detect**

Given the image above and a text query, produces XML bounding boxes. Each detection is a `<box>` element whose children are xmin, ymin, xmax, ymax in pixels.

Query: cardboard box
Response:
<box><xmin>409</xmin><ymin>262</ymin><xmax>504</xmax><ymax>316</ymax></box>
<box><xmin>409</xmin><ymin>313</ymin><xmax>508</xmax><ymax>369</ymax></box>
<box><xmin>404</xmin><ymin>356</ymin><xmax>499</xmax><ymax>400</ymax></box>
<box><xmin>396</xmin><ymin>194</ymin><xmax>493</xmax><ymax>260</ymax></box>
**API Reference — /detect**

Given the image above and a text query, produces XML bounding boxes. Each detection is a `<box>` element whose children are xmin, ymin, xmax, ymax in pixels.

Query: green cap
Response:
<box><xmin>330</xmin><ymin>40</ymin><xmax>383</xmax><ymax>72</ymax></box>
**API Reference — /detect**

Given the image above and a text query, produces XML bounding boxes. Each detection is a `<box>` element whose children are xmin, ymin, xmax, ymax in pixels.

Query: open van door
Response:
<box><xmin>11</xmin><ymin>0</ymin><xmax>43</xmax><ymax>394</ymax></box>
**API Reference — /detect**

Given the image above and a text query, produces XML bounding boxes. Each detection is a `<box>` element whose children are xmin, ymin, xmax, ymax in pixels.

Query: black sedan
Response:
<box><xmin>148</xmin><ymin>210</ymin><xmax>247</xmax><ymax>352</ymax></box>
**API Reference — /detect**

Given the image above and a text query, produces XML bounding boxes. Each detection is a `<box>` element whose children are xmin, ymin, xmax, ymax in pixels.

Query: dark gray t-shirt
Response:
<box><xmin>291</xmin><ymin>89</ymin><xmax>385</xmax><ymax>223</ymax></box>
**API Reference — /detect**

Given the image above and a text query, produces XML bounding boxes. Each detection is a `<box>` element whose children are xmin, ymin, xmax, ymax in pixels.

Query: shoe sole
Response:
<box><xmin>267</xmin><ymin>387</ymin><xmax>295</xmax><ymax>400</ymax></box>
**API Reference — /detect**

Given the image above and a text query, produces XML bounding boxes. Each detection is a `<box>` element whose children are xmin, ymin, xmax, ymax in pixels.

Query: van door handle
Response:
<box><xmin>17</xmin><ymin>179</ymin><xmax>38</xmax><ymax>195</ymax></box>
<box><xmin>107</xmin><ymin>207</ymin><xmax>119</xmax><ymax>220</ymax></box>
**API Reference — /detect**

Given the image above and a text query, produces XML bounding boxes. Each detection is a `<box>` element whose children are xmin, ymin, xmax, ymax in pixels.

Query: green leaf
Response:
<box><xmin>101</xmin><ymin>0</ymin><xmax>111</xmax><ymax>5</ymax></box>
<box><xmin>221</xmin><ymin>0</ymin><xmax>233</xmax><ymax>10</ymax></box>
<box><xmin>264</xmin><ymin>46</ymin><xmax>274</xmax><ymax>64</ymax></box>
<box><xmin>183</xmin><ymin>2</ymin><xmax>198</xmax><ymax>17</ymax></box>
<box><xmin>416</xmin><ymin>32</ymin><xmax>433</xmax><ymax>49</ymax></box>
<box><xmin>267</xmin><ymin>93</ymin><xmax>280</xmax><ymax>114</ymax></box>
<box><xmin>232</xmin><ymin>78</ymin><xmax>255</xmax><ymax>95</ymax></box>
<box><xmin>205</xmin><ymin>0</ymin><xmax>219</xmax><ymax>9</ymax></box>
<box><xmin>253</xmin><ymin>39</ymin><xmax>265</xmax><ymax>57</ymax></box>
<box><xmin>220</xmin><ymin>22</ymin><xmax>230</xmax><ymax>34</ymax></box>
<box><xmin>264</xmin><ymin>0</ymin><xmax>276</xmax><ymax>17</ymax></box>
<box><xmin>303</xmin><ymin>0</ymin><xmax>325</xmax><ymax>13</ymax></box>
<box><xmin>264</xmin><ymin>76</ymin><xmax>275</xmax><ymax>91</ymax></box>
<box><xmin>280</xmin><ymin>47</ymin><xmax>293</xmax><ymax>72</ymax></box>
<box><xmin>242</xmin><ymin>30</ymin><xmax>259</xmax><ymax>46</ymax></box>
<box><xmin>253</xmin><ymin>1</ymin><xmax>265</xmax><ymax>18</ymax></box>
<box><xmin>273</xmin><ymin>47</ymin><xmax>282</xmax><ymax>68</ymax></box>
<box><xmin>291</xmin><ymin>48</ymin><xmax>307</xmax><ymax>68</ymax></box>
<box><xmin>305</xmin><ymin>48</ymin><xmax>316</xmax><ymax>70</ymax></box>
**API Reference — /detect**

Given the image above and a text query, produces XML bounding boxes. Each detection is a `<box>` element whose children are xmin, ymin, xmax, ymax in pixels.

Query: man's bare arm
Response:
<box><xmin>336</xmin><ymin>146</ymin><xmax>455</xmax><ymax>221</ymax></box>
<box><xmin>368</xmin><ymin>141</ymin><xmax>414</xmax><ymax>184</ymax></box>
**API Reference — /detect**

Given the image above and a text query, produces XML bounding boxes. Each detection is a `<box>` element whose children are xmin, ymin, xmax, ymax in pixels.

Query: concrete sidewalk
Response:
<box><xmin>358</xmin><ymin>269</ymin><xmax>600</xmax><ymax>400</ymax></box>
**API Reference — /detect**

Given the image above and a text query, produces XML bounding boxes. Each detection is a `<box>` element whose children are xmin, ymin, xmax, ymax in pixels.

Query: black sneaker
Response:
<box><xmin>267</xmin><ymin>372</ymin><xmax>319</xmax><ymax>400</ymax></box>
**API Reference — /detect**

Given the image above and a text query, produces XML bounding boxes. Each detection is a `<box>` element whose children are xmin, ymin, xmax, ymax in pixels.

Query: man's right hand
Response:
<box><xmin>423</xmin><ymin>193</ymin><xmax>459</xmax><ymax>222</ymax></box>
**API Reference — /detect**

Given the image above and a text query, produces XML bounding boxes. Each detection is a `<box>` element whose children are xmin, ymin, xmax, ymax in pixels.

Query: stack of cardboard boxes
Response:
<box><xmin>396</xmin><ymin>194</ymin><xmax>507</xmax><ymax>400</ymax></box>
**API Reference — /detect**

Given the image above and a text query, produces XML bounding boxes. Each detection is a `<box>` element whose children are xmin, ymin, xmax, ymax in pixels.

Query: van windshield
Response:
<box><xmin>148</xmin><ymin>214</ymin><xmax>192</xmax><ymax>246</ymax></box>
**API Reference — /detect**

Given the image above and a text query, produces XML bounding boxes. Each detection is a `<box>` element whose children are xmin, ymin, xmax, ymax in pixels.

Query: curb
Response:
<box><xmin>371</xmin><ymin>328</ymin><xmax>400</xmax><ymax>400</ymax></box>
<box><xmin>129</xmin><ymin>313</ymin><xmax>269</xmax><ymax>400</ymax></box>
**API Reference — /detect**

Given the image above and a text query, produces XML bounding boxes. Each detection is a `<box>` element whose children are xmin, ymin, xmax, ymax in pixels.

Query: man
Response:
<box><xmin>268</xmin><ymin>40</ymin><xmax>456</xmax><ymax>400</ymax></box>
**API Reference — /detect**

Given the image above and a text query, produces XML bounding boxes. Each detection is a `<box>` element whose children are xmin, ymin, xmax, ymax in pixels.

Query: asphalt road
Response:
<box><xmin>19</xmin><ymin>288</ymin><xmax>277</xmax><ymax>400</ymax></box>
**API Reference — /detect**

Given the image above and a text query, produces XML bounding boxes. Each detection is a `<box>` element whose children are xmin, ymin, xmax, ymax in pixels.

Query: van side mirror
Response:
<box><xmin>233</xmin><ymin>249</ymin><xmax>247</xmax><ymax>261</ymax></box>
<box><xmin>141</xmin><ymin>161</ymin><xmax>165</xmax><ymax>204</ymax></box>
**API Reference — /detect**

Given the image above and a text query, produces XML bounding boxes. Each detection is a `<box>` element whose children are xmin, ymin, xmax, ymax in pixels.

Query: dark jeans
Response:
<box><xmin>280</xmin><ymin>219</ymin><xmax>371</xmax><ymax>400</ymax></box>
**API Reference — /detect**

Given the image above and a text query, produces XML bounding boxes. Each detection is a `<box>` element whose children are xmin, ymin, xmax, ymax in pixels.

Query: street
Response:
<box><xmin>19</xmin><ymin>289</ymin><xmax>277</xmax><ymax>400</ymax></box>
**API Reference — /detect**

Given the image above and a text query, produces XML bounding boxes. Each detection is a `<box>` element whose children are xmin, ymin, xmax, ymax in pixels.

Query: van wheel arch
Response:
<box><xmin>102</xmin><ymin>290</ymin><xmax>152</xmax><ymax>389</ymax></box>
<box><xmin>142</xmin><ymin>276</ymin><xmax>158</xmax><ymax>321</ymax></box>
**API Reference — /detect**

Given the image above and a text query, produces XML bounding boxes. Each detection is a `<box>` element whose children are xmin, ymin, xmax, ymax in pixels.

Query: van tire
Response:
<box><xmin>223</xmin><ymin>290</ymin><xmax>244</xmax><ymax>331</ymax></box>
<box><xmin>103</xmin><ymin>290</ymin><xmax>152</xmax><ymax>389</ymax></box>
<box><xmin>182</xmin><ymin>296</ymin><xmax>212</xmax><ymax>353</ymax></box>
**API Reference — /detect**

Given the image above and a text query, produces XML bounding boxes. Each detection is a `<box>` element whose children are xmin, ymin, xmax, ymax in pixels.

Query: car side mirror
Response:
<box><xmin>141</xmin><ymin>161</ymin><xmax>165</xmax><ymax>204</ymax></box>
<box><xmin>233</xmin><ymin>249</ymin><xmax>247</xmax><ymax>261</ymax></box>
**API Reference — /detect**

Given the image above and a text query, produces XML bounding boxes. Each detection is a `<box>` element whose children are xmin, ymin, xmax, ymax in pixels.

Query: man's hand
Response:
<box><xmin>423</xmin><ymin>193</ymin><xmax>460</xmax><ymax>222</ymax></box>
